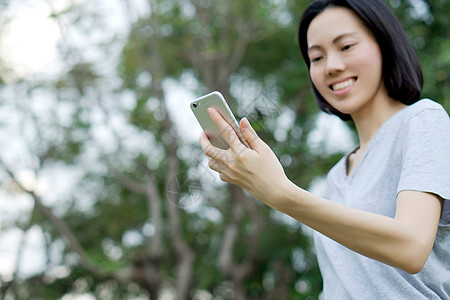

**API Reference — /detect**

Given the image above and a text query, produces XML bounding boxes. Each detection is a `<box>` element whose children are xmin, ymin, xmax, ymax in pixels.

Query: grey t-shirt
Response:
<box><xmin>314</xmin><ymin>99</ymin><xmax>450</xmax><ymax>299</ymax></box>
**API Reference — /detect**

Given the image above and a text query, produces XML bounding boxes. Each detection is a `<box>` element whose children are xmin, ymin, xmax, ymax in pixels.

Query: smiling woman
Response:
<box><xmin>0</xmin><ymin>2</ymin><xmax>60</xmax><ymax>81</ymax></box>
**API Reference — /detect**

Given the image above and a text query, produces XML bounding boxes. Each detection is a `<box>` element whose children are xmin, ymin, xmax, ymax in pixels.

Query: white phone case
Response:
<box><xmin>190</xmin><ymin>91</ymin><xmax>250</xmax><ymax>150</ymax></box>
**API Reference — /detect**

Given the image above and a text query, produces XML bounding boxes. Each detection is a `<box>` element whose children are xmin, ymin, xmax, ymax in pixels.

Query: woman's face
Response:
<box><xmin>307</xmin><ymin>7</ymin><xmax>386</xmax><ymax>117</ymax></box>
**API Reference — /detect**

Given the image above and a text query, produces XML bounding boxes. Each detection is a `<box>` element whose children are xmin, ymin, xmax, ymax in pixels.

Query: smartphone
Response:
<box><xmin>190</xmin><ymin>91</ymin><xmax>250</xmax><ymax>150</ymax></box>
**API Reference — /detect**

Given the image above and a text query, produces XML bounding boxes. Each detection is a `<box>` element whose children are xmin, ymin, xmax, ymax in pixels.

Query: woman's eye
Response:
<box><xmin>311</xmin><ymin>56</ymin><xmax>323</xmax><ymax>63</ymax></box>
<box><xmin>342</xmin><ymin>44</ymin><xmax>354</xmax><ymax>51</ymax></box>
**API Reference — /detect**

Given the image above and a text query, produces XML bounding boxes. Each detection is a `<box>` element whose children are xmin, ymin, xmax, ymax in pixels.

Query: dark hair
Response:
<box><xmin>298</xmin><ymin>0</ymin><xmax>423</xmax><ymax>121</ymax></box>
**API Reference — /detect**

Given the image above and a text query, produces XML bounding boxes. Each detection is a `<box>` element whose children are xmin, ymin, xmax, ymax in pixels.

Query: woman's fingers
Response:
<box><xmin>208</xmin><ymin>158</ymin><xmax>228</xmax><ymax>173</ymax></box>
<box><xmin>199</xmin><ymin>109</ymin><xmax>260</xmax><ymax>184</ymax></box>
<box><xmin>207</xmin><ymin>108</ymin><xmax>247</xmax><ymax>153</ymax></box>
<box><xmin>240</xmin><ymin>117</ymin><xmax>267</xmax><ymax>154</ymax></box>
<box><xmin>199</xmin><ymin>132</ymin><xmax>226</xmax><ymax>160</ymax></box>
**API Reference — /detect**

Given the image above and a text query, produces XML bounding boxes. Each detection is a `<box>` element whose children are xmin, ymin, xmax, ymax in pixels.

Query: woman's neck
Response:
<box><xmin>351</xmin><ymin>95</ymin><xmax>406</xmax><ymax>150</ymax></box>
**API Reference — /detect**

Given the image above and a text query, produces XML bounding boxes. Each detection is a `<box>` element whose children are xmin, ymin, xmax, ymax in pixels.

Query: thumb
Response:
<box><xmin>240</xmin><ymin>117</ymin><xmax>266</xmax><ymax>153</ymax></box>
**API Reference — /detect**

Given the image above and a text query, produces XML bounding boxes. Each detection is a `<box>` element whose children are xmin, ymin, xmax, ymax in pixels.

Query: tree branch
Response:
<box><xmin>0</xmin><ymin>162</ymin><xmax>109</xmax><ymax>280</ymax></box>
<box><xmin>218</xmin><ymin>185</ymin><xmax>263</xmax><ymax>299</ymax></box>
<box><xmin>113</xmin><ymin>170</ymin><xmax>147</xmax><ymax>195</ymax></box>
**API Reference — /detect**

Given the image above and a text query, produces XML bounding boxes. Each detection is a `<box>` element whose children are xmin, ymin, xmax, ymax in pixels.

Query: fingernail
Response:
<box><xmin>241</xmin><ymin>119</ymin><xmax>247</xmax><ymax>131</ymax></box>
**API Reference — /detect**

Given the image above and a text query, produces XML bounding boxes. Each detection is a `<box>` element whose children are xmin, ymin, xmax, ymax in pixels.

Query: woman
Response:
<box><xmin>199</xmin><ymin>0</ymin><xmax>450</xmax><ymax>298</ymax></box>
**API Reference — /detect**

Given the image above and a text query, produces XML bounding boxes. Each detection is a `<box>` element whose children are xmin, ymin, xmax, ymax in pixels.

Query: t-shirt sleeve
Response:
<box><xmin>397</xmin><ymin>107</ymin><xmax>450</xmax><ymax>223</ymax></box>
<box><xmin>397</xmin><ymin>108</ymin><xmax>450</xmax><ymax>199</ymax></box>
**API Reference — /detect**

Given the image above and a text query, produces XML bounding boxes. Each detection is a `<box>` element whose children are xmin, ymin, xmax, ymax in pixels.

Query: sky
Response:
<box><xmin>0</xmin><ymin>1</ymin><xmax>61</xmax><ymax>80</ymax></box>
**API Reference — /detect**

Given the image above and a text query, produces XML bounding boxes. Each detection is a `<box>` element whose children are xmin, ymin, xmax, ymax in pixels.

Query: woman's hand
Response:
<box><xmin>199</xmin><ymin>107</ymin><xmax>290</xmax><ymax>207</ymax></box>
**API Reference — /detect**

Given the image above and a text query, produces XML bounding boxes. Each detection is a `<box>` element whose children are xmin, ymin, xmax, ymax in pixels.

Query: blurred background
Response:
<box><xmin>0</xmin><ymin>0</ymin><xmax>448</xmax><ymax>299</ymax></box>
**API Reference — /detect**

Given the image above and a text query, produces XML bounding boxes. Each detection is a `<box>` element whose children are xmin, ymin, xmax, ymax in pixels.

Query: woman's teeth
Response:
<box><xmin>332</xmin><ymin>78</ymin><xmax>355</xmax><ymax>91</ymax></box>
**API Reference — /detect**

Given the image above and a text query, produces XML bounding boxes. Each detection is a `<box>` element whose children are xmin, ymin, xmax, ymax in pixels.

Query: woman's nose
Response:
<box><xmin>325</xmin><ymin>52</ymin><xmax>345</xmax><ymax>75</ymax></box>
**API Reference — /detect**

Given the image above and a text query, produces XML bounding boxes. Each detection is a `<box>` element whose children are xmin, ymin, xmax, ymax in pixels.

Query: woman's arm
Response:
<box><xmin>278</xmin><ymin>185</ymin><xmax>442</xmax><ymax>274</ymax></box>
<box><xmin>199</xmin><ymin>108</ymin><xmax>443</xmax><ymax>274</ymax></box>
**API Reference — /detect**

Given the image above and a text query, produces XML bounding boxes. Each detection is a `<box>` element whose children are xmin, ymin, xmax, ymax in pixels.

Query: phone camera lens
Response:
<box><xmin>193</xmin><ymin>103</ymin><xmax>198</xmax><ymax>108</ymax></box>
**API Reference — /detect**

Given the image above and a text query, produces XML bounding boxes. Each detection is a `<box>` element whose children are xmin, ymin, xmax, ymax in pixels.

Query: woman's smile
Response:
<box><xmin>330</xmin><ymin>77</ymin><xmax>357</xmax><ymax>94</ymax></box>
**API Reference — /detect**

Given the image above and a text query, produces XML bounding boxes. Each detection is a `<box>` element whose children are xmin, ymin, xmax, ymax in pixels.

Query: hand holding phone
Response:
<box><xmin>196</xmin><ymin>92</ymin><xmax>290</xmax><ymax>207</ymax></box>
<box><xmin>190</xmin><ymin>91</ymin><xmax>250</xmax><ymax>150</ymax></box>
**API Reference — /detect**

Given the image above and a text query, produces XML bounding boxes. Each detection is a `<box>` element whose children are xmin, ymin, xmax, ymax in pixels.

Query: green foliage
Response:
<box><xmin>390</xmin><ymin>0</ymin><xmax>450</xmax><ymax>109</ymax></box>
